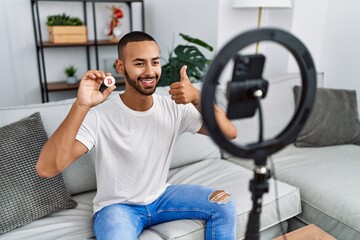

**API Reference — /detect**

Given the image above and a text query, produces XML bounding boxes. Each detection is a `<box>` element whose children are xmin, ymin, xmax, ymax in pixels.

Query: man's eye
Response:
<box><xmin>135</xmin><ymin>63</ymin><xmax>144</xmax><ymax>66</ymax></box>
<box><xmin>153</xmin><ymin>61</ymin><xmax>160</xmax><ymax>65</ymax></box>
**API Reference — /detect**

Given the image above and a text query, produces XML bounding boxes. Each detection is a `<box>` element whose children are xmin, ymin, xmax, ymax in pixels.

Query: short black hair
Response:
<box><xmin>117</xmin><ymin>31</ymin><xmax>157</xmax><ymax>59</ymax></box>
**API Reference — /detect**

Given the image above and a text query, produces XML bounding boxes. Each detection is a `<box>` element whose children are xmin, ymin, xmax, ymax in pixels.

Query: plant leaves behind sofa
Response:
<box><xmin>158</xmin><ymin>33</ymin><xmax>213</xmax><ymax>86</ymax></box>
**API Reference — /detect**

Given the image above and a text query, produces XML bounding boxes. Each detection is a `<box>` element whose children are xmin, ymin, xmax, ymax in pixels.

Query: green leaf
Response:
<box><xmin>179</xmin><ymin>33</ymin><xmax>213</xmax><ymax>52</ymax></box>
<box><xmin>46</xmin><ymin>13</ymin><xmax>84</xmax><ymax>26</ymax></box>
<box><xmin>64</xmin><ymin>65</ymin><xmax>77</xmax><ymax>77</ymax></box>
<box><xmin>158</xmin><ymin>33</ymin><xmax>213</xmax><ymax>86</ymax></box>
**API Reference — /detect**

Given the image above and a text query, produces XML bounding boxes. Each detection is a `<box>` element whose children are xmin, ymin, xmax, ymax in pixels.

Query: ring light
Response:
<box><xmin>201</xmin><ymin>28</ymin><xmax>317</xmax><ymax>164</ymax></box>
<box><xmin>200</xmin><ymin>28</ymin><xmax>317</xmax><ymax>240</ymax></box>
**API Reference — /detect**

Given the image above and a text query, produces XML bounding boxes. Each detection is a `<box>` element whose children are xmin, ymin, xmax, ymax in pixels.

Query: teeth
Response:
<box><xmin>141</xmin><ymin>79</ymin><xmax>154</xmax><ymax>83</ymax></box>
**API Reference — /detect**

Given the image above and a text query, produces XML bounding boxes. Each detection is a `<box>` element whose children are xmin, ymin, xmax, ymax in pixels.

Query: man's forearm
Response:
<box><xmin>192</xmin><ymin>90</ymin><xmax>237</xmax><ymax>140</ymax></box>
<box><xmin>36</xmin><ymin>99</ymin><xmax>89</xmax><ymax>178</ymax></box>
<box><xmin>213</xmin><ymin>104</ymin><xmax>238</xmax><ymax>140</ymax></box>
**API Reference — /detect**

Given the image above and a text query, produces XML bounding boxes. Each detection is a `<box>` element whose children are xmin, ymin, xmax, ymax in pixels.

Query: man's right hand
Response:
<box><xmin>36</xmin><ymin>69</ymin><xmax>117</xmax><ymax>178</ymax></box>
<box><xmin>77</xmin><ymin>70</ymin><xmax>117</xmax><ymax>109</ymax></box>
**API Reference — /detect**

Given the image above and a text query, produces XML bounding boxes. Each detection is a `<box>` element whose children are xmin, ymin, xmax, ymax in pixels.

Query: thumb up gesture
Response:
<box><xmin>169</xmin><ymin>65</ymin><xmax>200</xmax><ymax>105</ymax></box>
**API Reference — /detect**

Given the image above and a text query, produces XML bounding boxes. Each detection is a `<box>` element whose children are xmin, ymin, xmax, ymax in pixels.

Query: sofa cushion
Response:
<box><xmin>166</xmin><ymin>159</ymin><xmax>301</xmax><ymax>239</ymax></box>
<box><xmin>0</xmin><ymin>86</ymin><xmax>220</xmax><ymax>194</ymax></box>
<box><xmin>154</xmin><ymin>84</ymin><xmax>221</xmax><ymax>168</ymax></box>
<box><xmin>0</xmin><ymin>159</ymin><xmax>300</xmax><ymax>240</ymax></box>
<box><xmin>271</xmin><ymin>144</ymin><xmax>360</xmax><ymax>240</ymax></box>
<box><xmin>293</xmin><ymin>86</ymin><xmax>360</xmax><ymax>147</ymax></box>
<box><xmin>0</xmin><ymin>99</ymin><xmax>97</xmax><ymax>195</ymax></box>
<box><xmin>219</xmin><ymin>72</ymin><xmax>324</xmax><ymax>159</ymax></box>
<box><xmin>171</xmin><ymin>132</ymin><xmax>221</xmax><ymax>168</ymax></box>
<box><xmin>0</xmin><ymin>191</ymin><xmax>96</xmax><ymax>240</ymax></box>
<box><xmin>0</xmin><ymin>112</ymin><xmax>77</xmax><ymax>235</ymax></box>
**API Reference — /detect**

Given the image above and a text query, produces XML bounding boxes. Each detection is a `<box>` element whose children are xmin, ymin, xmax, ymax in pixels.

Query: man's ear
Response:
<box><xmin>115</xmin><ymin>58</ymin><xmax>124</xmax><ymax>76</ymax></box>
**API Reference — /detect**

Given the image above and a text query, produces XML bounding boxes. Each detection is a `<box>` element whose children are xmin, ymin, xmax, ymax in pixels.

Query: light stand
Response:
<box><xmin>228</xmin><ymin>53</ymin><xmax>271</xmax><ymax>239</ymax></box>
<box><xmin>201</xmin><ymin>28</ymin><xmax>317</xmax><ymax>240</ymax></box>
<box><xmin>246</xmin><ymin>161</ymin><xmax>268</xmax><ymax>239</ymax></box>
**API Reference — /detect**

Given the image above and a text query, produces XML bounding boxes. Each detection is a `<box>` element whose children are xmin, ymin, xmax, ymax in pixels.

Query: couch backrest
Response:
<box><xmin>0</xmin><ymin>99</ymin><xmax>97</xmax><ymax>195</ymax></box>
<box><xmin>217</xmin><ymin>72</ymin><xmax>324</xmax><ymax>159</ymax></box>
<box><xmin>0</xmin><ymin>83</ymin><xmax>220</xmax><ymax>195</ymax></box>
<box><xmin>154</xmin><ymin>83</ymin><xmax>221</xmax><ymax>169</ymax></box>
<box><xmin>1</xmin><ymin>73</ymin><xmax>322</xmax><ymax>195</ymax></box>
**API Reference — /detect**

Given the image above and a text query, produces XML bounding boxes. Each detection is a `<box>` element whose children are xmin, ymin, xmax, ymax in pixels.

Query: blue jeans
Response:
<box><xmin>93</xmin><ymin>184</ymin><xmax>237</xmax><ymax>240</ymax></box>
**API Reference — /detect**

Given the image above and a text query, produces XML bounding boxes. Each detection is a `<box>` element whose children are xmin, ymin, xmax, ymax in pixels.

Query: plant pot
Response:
<box><xmin>48</xmin><ymin>26</ymin><xmax>87</xmax><ymax>44</ymax></box>
<box><xmin>66</xmin><ymin>76</ymin><xmax>78</xmax><ymax>85</ymax></box>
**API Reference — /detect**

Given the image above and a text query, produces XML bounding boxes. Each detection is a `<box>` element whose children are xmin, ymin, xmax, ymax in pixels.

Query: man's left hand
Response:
<box><xmin>169</xmin><ymin>65</ymin><xmax>200</xmax><ymax>105</ymax></box>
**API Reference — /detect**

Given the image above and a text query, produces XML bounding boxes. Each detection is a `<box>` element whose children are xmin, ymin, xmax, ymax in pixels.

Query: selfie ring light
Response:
<box><xmin>201</xmin><ymin>28</ymin><xmax>317</xmax><ymax>240</ymax></box>
<box><xmin>201</xmin><ymin>28</ymin><xmax>317</xmax><ymax>164</ymax></box>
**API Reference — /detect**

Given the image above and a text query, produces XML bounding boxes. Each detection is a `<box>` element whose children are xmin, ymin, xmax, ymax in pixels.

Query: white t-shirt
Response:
<box><xmin>76</xmin><ymin>94</ymin><xmax>203</xmax><ymax>213</ymax></box>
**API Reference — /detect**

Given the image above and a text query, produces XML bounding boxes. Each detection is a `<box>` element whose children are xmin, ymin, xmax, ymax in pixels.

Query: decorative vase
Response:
<box><xmin>66</xmin><ymin>76</ymin><xmax>78</xmax><ymax>84</ymax></box>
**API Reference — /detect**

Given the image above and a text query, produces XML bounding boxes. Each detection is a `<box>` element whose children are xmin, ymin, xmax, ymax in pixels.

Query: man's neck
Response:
<box><xmin>120</xmin><ymin>90</ymin><xmax>153</xmax><ymax>112</ymax></box>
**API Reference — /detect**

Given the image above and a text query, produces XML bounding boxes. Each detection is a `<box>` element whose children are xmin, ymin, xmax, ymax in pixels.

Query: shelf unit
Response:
<box><xmin>31</xmin><ymin>0</ymin><xmax>144</xmax><ymax>102</ymax></box>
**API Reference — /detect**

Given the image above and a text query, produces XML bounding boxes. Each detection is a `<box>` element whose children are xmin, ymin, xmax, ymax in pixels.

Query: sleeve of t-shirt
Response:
<box><xmin>76</xmin><ymin>109</ymin><xmax>97</xmax><ymax>151</ymax></box>
<box><xmin>179</xmin><ymin>103</ymin><xmax>203</xmax><ymax>134</ymax></box>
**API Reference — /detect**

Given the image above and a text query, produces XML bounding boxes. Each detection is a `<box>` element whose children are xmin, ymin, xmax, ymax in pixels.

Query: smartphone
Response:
<box><xmin>226</xmin><ymin>54</ymin><xmax>268</xmax><ymax>119</ymax></box>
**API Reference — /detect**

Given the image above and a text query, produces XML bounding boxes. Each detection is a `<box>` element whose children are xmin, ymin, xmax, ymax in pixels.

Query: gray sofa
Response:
<box><xmin>0</xmin><ymin>80</ymin><xmax>300</xmax><ymax>240</ymax></box>
<box><xmin>219</xmin><ymin>73</ymin><xmax>360</xmax><ymax>240</ymax></box>
<box><xmin>0</xmin><ymin>73</ymin><xmax>358</xmax><ymax>239</ymax></box>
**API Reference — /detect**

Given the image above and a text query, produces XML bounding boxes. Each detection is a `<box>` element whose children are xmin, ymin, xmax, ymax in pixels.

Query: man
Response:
<box><xmin>36</xmin><ymin>31</ymin><xmax>237</xmax><ymax>239</ymax></box>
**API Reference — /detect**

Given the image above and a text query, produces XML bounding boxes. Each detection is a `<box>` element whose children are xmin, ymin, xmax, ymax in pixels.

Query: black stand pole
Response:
<box><xmin>245</xmin><ymin>157</ymin><xmax>269</xmax><ymax>240</ymax></box>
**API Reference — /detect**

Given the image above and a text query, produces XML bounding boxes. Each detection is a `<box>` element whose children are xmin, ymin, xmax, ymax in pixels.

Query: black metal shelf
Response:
<box><xmin>37</xmin><ymin>40</ymin><xmax>119</xmax><ymax>48</ymax></box>
<box><xmin>31</xmin><ymin>0</ymin><xmax>144</xmax><ymax>102</ymax></box>
<box><xmin>46</xmin><ymin>77</ymin><xmax>125</xmax><ymax>92</ymax></box>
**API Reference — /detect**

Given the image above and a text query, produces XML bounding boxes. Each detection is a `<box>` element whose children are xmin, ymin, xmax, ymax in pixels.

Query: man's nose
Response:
<box><xmin>144</xmin><ymin>63</ymin><xmax>156</xmax><ymax>76</ymax></box>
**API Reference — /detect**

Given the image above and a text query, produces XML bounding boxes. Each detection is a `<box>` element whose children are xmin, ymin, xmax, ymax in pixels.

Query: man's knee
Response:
<box><xmin>209</xmin><ymin>190</ymin><xmax>236</xmax><ymax>217</ymax></box>
<box><xmin>94</xmin><ymin>205</ymin><xmax>138</xmax><ymax>240</ymax></box>
<box><xmin>208</xmin><ymin>190</ymin><xmax>232</xmax><ymax>204</ymax></box>
<box><xmin>207</xmin><ymin>189</ymin><xmax>237</xmax><ymax>235</ymax></box>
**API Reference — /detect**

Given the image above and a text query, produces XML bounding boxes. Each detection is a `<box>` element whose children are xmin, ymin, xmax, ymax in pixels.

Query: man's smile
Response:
<box><xmin>139</xmin><ymin>77</ymin><xmax>157</xmax><ymax>87</ymax></box>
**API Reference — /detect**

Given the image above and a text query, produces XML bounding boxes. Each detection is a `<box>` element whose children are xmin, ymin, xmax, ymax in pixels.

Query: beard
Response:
<box><xmin>124</xmin><ymin>67</ymin><xmax>159</xmax><ymax>96</ymax></box>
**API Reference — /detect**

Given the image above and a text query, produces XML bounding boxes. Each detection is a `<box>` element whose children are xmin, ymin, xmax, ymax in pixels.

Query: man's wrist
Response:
<box><xmin>74</xmin><ymin>99</ymin><xmax>91</xmax><ymax>113</ymax></box>
<box><xmin>191</xmin><ymin>89</ymin><xmax>201</xmax><ymax>106</ymax></box>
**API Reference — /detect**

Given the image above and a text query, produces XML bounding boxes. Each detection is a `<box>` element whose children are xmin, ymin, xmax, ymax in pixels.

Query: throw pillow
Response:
<box><xmin>0</xmin><ymin>112</ymin><xmax>77</xmax><ymax>234</ymax></box>
<box><xmin>293</xmin><ymin>86</ymin><xmax>360</xmax><ymax>147</ymax></box>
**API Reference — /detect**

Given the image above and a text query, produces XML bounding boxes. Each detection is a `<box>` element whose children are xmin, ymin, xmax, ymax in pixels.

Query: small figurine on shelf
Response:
<box><xmin>107</xmin><ymin>5</ymin><xmax>124</xmax><ymax>42</ymax></box>
<box><xmin>64</xmin><ymin>65</ymin><xmax>78</xmax><ymax>85</ymax></box>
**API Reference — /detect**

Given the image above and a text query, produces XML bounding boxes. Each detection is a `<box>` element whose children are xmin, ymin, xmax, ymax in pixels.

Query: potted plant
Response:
<box><xmin>46</xmin><ymin>13</ymin><xmax>87</xmax><ymax>43</ymax></box>
<box><xmin>64</xmin><ymin>65</ymin><xmax>78</xmax><ymax>84</ymax></box>
<box><xmin>158</xmin><ymin>33</ymin><xmax>214</xmax><ymax>86</ymax></box>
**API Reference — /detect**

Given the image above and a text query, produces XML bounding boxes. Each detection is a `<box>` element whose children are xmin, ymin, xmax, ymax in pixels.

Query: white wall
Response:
<box><xmin>289</xmin><ymin>0</ymin><xmax>360</xmax><ymax>106</ymax></box>
<box><xmin>287</xmin><ymin>0</ymin><xmax>329</xmax><ymax>73</ymax></box>
<box><xmin>0</xmin><ymin>0</ymin><xmax>40</xmax><ymax>107</ymax></box>
<box><xmin>144</xmin><ymin>0</ymin><xmax>218</xmax><ymax>60</ymax></box>
<box><xmin>319</xmin><ymin>0</ymin><xmax>360</xmax><ymax>106</ymax></box>
<box><xmin>0</xmin><ymin>0</ymin><xmax>359</xmax><ymax>108</ymax></box>
<box><xmin>216</xmin><ymin>0</ymin><xmax>294</xmax><ymax>79</ymax></box>
<box><xmin>0</xmin><ymin>0</ymin><xmax>131</xmax><ymax>106</ymax></box>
